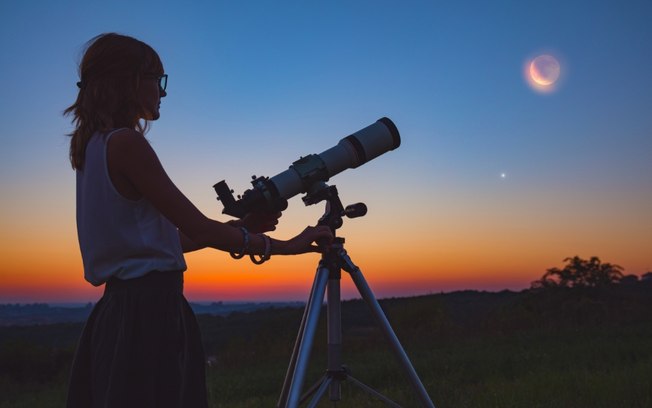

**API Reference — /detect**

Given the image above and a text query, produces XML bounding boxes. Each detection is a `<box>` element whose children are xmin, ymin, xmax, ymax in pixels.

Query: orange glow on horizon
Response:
<box><xmin>2</xmin><ymin>252</ymin><xmax>650</xmax><ymax>303</ymax></box>
<box><xmin>2</xmin><ymin>204</ymin><xmax>651</xmax><ymax>304</ymax></box>
<box><xmin>1</xmin><ymin>245</ymin><xmax>544</xmax><ymax>303</ymax></box>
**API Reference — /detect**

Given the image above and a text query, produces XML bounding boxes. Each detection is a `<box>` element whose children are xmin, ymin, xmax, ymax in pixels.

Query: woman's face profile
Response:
<box><xmin>138</xmin><ymin>74</ymin><xmax>166</xmax><ymax>120</ymax></box>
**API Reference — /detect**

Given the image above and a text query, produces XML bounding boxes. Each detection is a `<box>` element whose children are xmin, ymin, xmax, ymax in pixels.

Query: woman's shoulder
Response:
<box><xmin>107</xmin><ymin>128</ymin><xmax>148</xmax><ymax>149</ymax></box>
<box><xmin>107</xmin><ymin>128</ymin><xmax>157</xmax><ymax>164</ymax></box>
<box><xmin>108</xmin><ymin>128</ymin><xmax>144</xmax><ymax>140</ymax></box>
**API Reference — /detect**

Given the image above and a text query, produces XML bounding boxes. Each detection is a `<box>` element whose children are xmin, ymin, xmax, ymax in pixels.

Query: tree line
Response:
<box><xmin>531</xmin><ymin>255</ymin><xmax>650</xmax><ymax>289</ymax></box>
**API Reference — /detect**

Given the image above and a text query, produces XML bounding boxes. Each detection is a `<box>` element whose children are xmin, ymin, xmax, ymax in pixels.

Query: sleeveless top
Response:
<box><xmin>76</xmin><ymin>129</ymin><xmax>187</xmax><ymax>286</ymax></box>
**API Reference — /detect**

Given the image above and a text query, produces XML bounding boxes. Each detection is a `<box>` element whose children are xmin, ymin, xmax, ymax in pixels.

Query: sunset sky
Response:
<box><xmin>1</xmin><ymin>0</ymin><xmax>651</xmax><ymax>304</ymax></box>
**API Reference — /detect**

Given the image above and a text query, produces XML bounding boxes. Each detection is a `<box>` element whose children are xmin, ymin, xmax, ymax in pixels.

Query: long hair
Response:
<box><xmin>64</xmin><ymin>33</ymin><xmax>164</xmax><ymax>170</ymax></box>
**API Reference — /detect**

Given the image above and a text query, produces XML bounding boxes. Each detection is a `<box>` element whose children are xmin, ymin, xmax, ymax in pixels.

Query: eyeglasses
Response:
<box><xmin>144</xmin><ymin>73</ymin><xmax>168</xmax><ymax>92</ymax></box>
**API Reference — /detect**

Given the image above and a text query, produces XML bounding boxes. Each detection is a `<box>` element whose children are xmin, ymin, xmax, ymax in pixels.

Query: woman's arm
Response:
<box><xmin>108</xmin><ymin>129</ymin><xmax>331</xmax><ymax>255</ymax></box>
<box><xmin>179</xmin><ymin>230</ymin><xmax>203</xmax><ymax>253</ymax></box>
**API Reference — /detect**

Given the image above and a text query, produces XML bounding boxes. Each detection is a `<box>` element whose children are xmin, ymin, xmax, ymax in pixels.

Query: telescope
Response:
<box><xmin>214</xmin><ymin>117</ymin><xmax>400</xmax><ymax>218</ymax></box>
<box><xmin>214</xmin><ymin>117</ymin><xmax>436</xmax><ymax>407</ymax></box>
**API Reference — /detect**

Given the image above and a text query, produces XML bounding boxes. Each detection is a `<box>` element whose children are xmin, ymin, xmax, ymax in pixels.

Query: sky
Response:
<box><xmin>1</xmin><ymin>0</ymin><xmax>651</xmax><ymax>303</ymax></box>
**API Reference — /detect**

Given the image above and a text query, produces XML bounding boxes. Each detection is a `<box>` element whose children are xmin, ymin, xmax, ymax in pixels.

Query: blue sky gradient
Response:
<box><xmin>1</xmin><ymin>0</ymin><xmax>651</xmax><ymax>302</ymax></box>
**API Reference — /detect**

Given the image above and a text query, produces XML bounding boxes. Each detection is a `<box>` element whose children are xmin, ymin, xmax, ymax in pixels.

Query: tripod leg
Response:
<box><xmin>340</xmin><ymin>251</ymin><xmax>436</xmax><ymax>408</ymax></box>
<box><xmin>345</xmin><ymin>375</ymin><xmax>402</xmax><ymax>408</ymax></box>
<box><xmin>284</xmin><ymin>264</ymin><xmax>330</xmax><ymax>408</ymax></box>
<box><xmin>278</xmin><ymin>264</ymin><xmax>325</xmax><ymax>407</ymax></box>
<box><xmin>305</xmin><ymin>376</ymin><xmax>333</xmax><ymax>408</ymax></box>
<box><xmin>296</xmin><ymin>374</ymin><xmax>328</xmax><ymax>406</ymax></box>
<box><xmin>327</xmin><ymin>272</ymin><xmax>342</xmax><ymax>401</ymax></box>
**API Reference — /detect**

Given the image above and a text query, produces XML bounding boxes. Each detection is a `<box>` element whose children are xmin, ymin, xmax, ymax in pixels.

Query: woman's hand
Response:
<box><xmin>242</xmin><ymin>211</ymin><xmax>282</xmax><ymax>233</ymax></box>
<box><xmin>280</xmin><ymin>226</ymin><xmax>334</xmax><ymax>254</ymax></box>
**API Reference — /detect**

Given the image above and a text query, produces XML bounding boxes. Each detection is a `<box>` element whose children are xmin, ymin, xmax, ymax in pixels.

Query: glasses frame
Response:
<box><xmin>143</xmin><ymin>73</ymin><xmax>168</xmax><ymax>92</ymax></box>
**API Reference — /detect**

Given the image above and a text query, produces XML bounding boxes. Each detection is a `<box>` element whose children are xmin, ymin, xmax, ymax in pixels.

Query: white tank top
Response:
<box><xmin>76</xmin><ymin>129</ymin><xmax>187</xmax><ymax>286</ymax></box>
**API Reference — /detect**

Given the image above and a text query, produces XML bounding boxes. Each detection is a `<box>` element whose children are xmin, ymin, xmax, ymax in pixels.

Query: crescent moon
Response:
<box><xmin>529</xmin><ymin>55</ymin><xmax>560</xmax><ymax>87</ymax></box>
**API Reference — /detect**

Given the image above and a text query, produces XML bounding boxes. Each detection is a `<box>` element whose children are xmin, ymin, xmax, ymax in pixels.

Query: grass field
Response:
<box><xmin>1</xmin><ymin>286</ymin><xmax>651</xmax><ymax>407</ymax></box>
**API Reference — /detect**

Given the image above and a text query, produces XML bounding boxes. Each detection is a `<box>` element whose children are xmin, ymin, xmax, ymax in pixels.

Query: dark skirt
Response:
<box><xmin>66</xmin><ymin>271</ymin><xmax>208</xmax><ymax>408</ymax></box>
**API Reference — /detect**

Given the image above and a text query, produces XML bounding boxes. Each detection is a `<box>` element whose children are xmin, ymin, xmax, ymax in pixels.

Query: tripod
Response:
<box><xmin>277</xmin><ymin>185</ymin><xmax>436</xmax><ymax>408</ymax></box>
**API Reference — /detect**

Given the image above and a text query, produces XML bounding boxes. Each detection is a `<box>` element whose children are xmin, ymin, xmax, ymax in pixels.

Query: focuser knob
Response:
<box><xmin>344</xmin><ymin>203</ymin><xmax>367</xmax><ymax>218</ymax></box>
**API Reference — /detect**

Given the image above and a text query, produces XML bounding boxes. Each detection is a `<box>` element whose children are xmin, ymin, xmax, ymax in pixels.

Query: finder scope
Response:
<box><xmin>214</xmin><ymin>117</ymin><xmax>400</xmax><ymax>218</ymax></box>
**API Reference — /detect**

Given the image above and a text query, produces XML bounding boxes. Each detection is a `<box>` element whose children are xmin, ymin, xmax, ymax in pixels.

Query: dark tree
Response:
<box><xmin>531</xmin><ymin>256</ymin><xmax>624</xmax><ymax>289</ymax></box>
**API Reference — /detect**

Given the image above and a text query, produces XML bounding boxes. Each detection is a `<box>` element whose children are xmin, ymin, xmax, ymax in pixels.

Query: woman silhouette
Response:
<box><xmin>64</xmin><ymin>33</ymin><xmax>332</xmax><ymax>408</ymax></box>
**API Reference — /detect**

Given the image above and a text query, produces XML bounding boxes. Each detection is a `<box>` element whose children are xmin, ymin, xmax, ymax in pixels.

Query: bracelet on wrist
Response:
<box><xmin>230</xmin><ymin>227</ymin><xmax>249</xmax><ymax>259</ymax></box>
<box><xmin>250</xmin><ymin>234</ymin><xmax>272</xmax><ymax>265</ymax></box>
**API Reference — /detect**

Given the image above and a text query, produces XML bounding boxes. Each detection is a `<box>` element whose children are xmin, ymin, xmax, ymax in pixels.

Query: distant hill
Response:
<box><xmin>0</xmin><ymin>301</ymin><xmax>304</xmax><ymax>326</ymax></box>
<box><xmin>0</xmin><ymin>303</ymin><xmax>94</xmax><ymax>326</ymax></box>
<box><xmin>3</xmin><ymin>280</ymin><xmax>650</xmax><ymax>328</ymax></box>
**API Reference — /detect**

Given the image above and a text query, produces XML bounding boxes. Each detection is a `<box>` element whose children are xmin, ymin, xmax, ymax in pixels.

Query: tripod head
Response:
<box><xmin>302</xmin><ymin>183</ymin><xmax>367</xmax><ymax>234</ymax></box>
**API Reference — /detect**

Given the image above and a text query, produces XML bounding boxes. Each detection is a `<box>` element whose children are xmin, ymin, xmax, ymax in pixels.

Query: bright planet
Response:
<box><xmin>529</xmin><ymin>54</ymin><xmax>560</xmax><ymax>87</ymax></box>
